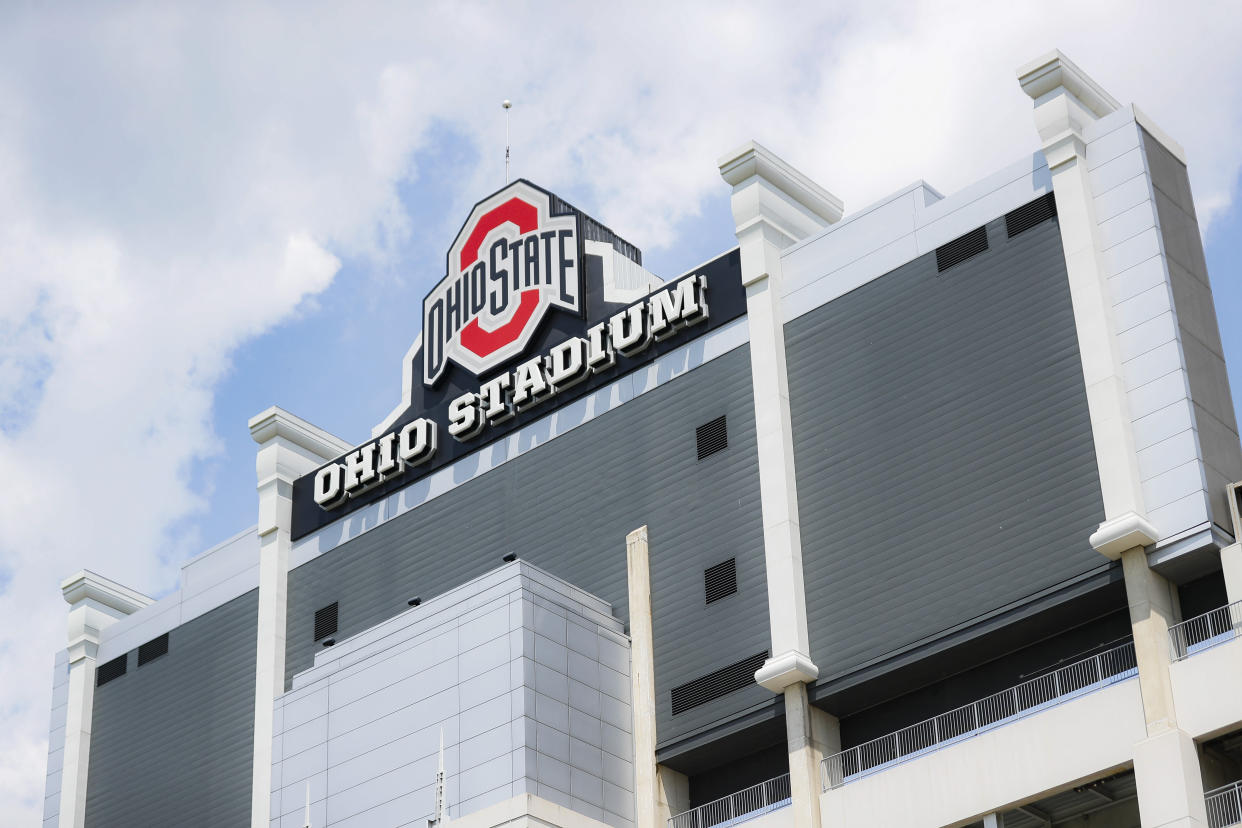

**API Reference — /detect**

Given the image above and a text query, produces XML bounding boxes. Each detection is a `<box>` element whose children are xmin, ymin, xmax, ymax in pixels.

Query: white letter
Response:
<box><xmin>512</xmin><ymin>356</ymin><xmax>551</xmax><ymax>410</ymax></box>
<box><xmin>313</xmin><ymin>464</ymin><xmax>346</xmax><ymax>509</ymax></box>
<box><xmin>479</xmin><ymin>372</ymin><xmax>514</xmax><ymax>424</ymax></box>
<box><xmin>546</xmin><ymin>336</ymin><xmax>588</xmax><ymax>392</ymax></box>
<box><xmin>609</xmin><ymin>303</ymin><xmax>651</xmax><ymax>357</ymax></box>
<box><xmin>586</xmin><ymin>321</ymin><xmax>614</xmax><ymax>373</ymax></box>
<box><xmin>376</xmin><ymin>432</ymin><xmax>400</xmax><ymax>476</ymax></box>
<box><xmin>343</xmin><ymin>443</ymin><xmax>378</xmax><ymax>494</ymax></box>
<box><xmin>448</xmin><ymin>392</ymin><xmax>484</xmax><ymax>441</ymax></box>
<box><xmin>398</xmin><ymin>418</ymin><xmax>437</xmax><ymax>466</ymax></box>
<box><xmin>648</xmin><ymin>275</ymin><xmax>707</xmax><ymax>339</ymax></box>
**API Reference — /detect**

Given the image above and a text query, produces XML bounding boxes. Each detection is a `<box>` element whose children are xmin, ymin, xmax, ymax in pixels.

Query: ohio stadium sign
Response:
<box><xmin>295</xmin><ymin>179</ymin><xmax>741</xmax><ymax>530</ymax></box>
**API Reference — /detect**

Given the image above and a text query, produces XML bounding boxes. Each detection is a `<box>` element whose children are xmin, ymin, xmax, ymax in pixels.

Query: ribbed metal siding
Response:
<box><xmin>286</xmin><ymin>347</ymin><xmax>770</xmax><ymax>748</ymax></box>
<box><xmin>786</xmin><ymin>215</ymin><xmax>1106</xmax><ymax>686</ymax></box>
<box><xmin>84</xmin><ymin>590</ymin><xmax>257</xmax><ymax>828</ymax></box>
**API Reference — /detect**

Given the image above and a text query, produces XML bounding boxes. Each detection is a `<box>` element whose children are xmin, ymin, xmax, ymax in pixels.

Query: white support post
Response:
<box><xmin>719</xmin><ymin>141</ymin><xmax>842</xmax><ymax>828</ymax></box>
<box><xmin>248</xmin><ymin>406</ymin><xmax>351</xmax><ymax>828</ymax></box>
<box><xmin>58</xmin><ymin>571</ymin><xmax>152</xmax><ymax>828</ymax></box>
<box><xmin>1019</xmin><ymin>50</ymin><xmax>1206</xmax><ymax>828</ymax></box>
<box><xmin>627</xmin><ymin>526</ymin><xmax>689</xmax><ymax>828</ymax></box>
<box><xmin>1017</xmin><ymin>50</ymin><xmax>1157</xmax><ymax>561</ymax></box>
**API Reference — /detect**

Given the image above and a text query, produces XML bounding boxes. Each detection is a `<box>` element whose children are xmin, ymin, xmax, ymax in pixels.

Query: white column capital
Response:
<box><xmin>249</xmin><ymin>406</ymin><xmax>349</xmax><ymax>536</ymax></box>
<box><xmin>1090</xmin><ymin>512</ymin><xmax>1160</xmax><ymax>560</ymax></box>
<box><xmin>755</xmin><ymin>650</ymin><xmax>819</xmax><ymax>693</ymax></box>
<box><xmin>718</xmin><ymin>140</ymin><xmax>843</xmax><ymax>287</ymax></box>
<box><xmin>249</xmin><ymin>405</ymin><xmax>352</xmax><ymax>457</ymax></box>
<box><xmin>61</xmin><ymin>570</ymin><xmax>152</xmax><ymax>664</ymax></box>
<box><xmin>1018</xmin><ymin>50</ymin><xmax>1120</xmax><ymax>169</ymax></box>
<box><xmin>1017</xmin><ymin>49</ymin><xmax>1120</xmax><ymax>118</ymax></box>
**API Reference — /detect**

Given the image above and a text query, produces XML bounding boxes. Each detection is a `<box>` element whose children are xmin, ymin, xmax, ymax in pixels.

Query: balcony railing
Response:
<box><xmin>821</xmin><ymin>640</ymin><xmax>1138</xmax><ymax>789</ymax></box>
<box><xmin>1169</xmin><ymin>600</ymin><xmax>1242</xmax><ymax>661</ymax></box>
<box><xmin>668</xmin><ymin>773</ymin><xmax>791</xmax><ymax>828</ymax></box>
<box><xmin>1206</xmin><ymin>780</ymin><xmax>1242</xmax><ymax>828</ymax></box>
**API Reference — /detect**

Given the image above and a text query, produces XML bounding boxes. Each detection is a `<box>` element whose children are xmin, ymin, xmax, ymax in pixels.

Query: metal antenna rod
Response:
<box><xmin>503</xmin><ymin>100</ymin><xmax>512</xmax><ymax>184</ymax></box>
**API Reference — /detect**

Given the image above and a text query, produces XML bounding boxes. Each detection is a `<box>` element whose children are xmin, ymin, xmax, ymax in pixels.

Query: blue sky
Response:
<box><xmin>4</xmin><ymin>3</ymin><xmax>1242</xmax><ymax>821</ymax></box>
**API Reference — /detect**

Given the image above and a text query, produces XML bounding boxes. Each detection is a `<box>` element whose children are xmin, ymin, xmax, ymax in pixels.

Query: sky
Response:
<box><xmin>2</xmin><ymin>1</ymin><xmax>1242</xmax><ymax>822</ymax></box>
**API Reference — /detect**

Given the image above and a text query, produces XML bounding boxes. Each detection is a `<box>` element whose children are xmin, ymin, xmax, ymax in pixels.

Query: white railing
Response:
<box><xmin>821</xmin><ymin>640</ymin><xmax>1138</xmax><ymax>789</ymax></box>
<box><xmin>668</xmin><ymin>773</ymin><xmax>791</xmax><ymax>828</ymax></box>
<box><xmin>1169</xmin><ymin>601</ymin><xmax>1242</xmax><ymax>661</ymax></box>
<box><xmin>1206</xmin><ymin>779</ymin><xmax>1242</xmax><ymax>828</ymax></box>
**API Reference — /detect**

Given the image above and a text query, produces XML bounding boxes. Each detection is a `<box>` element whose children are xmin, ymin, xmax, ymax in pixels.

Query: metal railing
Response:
<box><xmin>1169</xmin><ymin>600</ymin><xmax>1242</xmax><ymax>661</ymax></box>
<box><xmin>821</xmin><ymin>640</ymin><xmax>1138</xmax><ymax>790</ymax></box>
<box><xmin>668</xmin><ymin>773</ymin><xmax>791</xmax><ymax>828</ymax></box>
<box><xmin>1206</xmin><ymin>779</ymin><xmax>1242</xmax><ymax>828</ymax></box>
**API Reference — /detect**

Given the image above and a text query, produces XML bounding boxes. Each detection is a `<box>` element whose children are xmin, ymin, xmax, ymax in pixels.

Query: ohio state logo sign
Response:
<box><xmin>423</xmin><ymin>181</ymin><xmax>580</xmax><ymax>386</ymax></box>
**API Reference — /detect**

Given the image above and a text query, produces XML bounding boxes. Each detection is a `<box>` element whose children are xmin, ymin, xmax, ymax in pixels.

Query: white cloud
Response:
<box><xmin>2</xmin><ymin>2</ymin><xmax>1242</xmax><ymax>822</ymax></box>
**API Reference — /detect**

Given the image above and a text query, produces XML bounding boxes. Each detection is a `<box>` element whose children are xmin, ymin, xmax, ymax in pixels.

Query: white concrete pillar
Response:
<box><xmin>58</xmin><ymin>571</ymin><xmax>152</xmax><ymax>828</ymax></box>
<box><xmin>1017</xmin><ymin>50</ymin><xmax>1158</xmax><ymax>561</ymax></box>
<box><xmin>626</xmin><ymin>525</ymin><xmax>661</xmax><ymax>828</ymax></box>
<box><xmin>1018</xmin><ymin>50</ymin><xmax>1206</xmax><ymax>828</ymax></box>
<box><xmin>626</xmin><ymin>525</ymin><xmax>689</xmax><ymax>827</ymax></box>
<box><xmin>719</xmin><ymin>141</ymin><xmax>842</xmax><ymax>828</ymax></box>
<box><xmin>717</xmin><ymin>141</ymin><xmax>840</xmax><ymax>692</ymax></box>
<box><xmin>982</xmin><ymin>814</ymin><xmax>1005</xmax><ymax>828</ymax></box>
<box><xmin>248</xmin><ymin>407</ymin><xmax>351</xmax><ymax>828</ymax></box>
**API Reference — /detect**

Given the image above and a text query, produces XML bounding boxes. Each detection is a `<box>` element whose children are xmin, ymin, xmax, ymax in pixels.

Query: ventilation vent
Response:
<box><xmin>670</xmin><ymin>651</ymin><xmax>768</xmax><ymax>715</ymax></box>
<box><xmin>696</xmin><ymin>415</ymin><xmax>728</xmax><ymax>460</ymax></box>
<box><xmin>704</xmin><ymin>558</ymin><xmax>738</xmax><ymax>605</ymax></box>
<box><xmin>314</xmin><ymin>602</ymin><xmax>339</xmax><ymax>642</ymax></box>
<box><xmin>1005</xmin><ymin>193</ymin><xmax>1058</xmax><ymax>238</ymax></box>
<box><xmin>935</xmin><ymin>226</ymin><xmax>989</xmax><ymax>272</ymax></box>
<box><xmin>137</xmin><ymin>633</ymin><xmax>169</xmax><ymax>666</ymax></box>
<box><xmin>96</xmin><ymin>655</ymin><xmax>127</xmax><ymax>687</ymax></box>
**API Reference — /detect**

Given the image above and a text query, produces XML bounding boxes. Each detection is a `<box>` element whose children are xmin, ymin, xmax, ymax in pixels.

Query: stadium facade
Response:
<box><xmin>42</xmin><ymin>51</ymin><xmax>1242</xmax><ymax>828</ymax></box>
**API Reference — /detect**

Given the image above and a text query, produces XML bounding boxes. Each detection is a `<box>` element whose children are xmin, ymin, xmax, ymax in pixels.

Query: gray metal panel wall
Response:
<box><xmin>1141</xmin><ymin>127</ymin><xmax>1242</xmax><ymax>533</ymax></box>
<box><xmin>287</xmin><ymin>347</ymin><xmax>770</xmax><ymax>750</ymax></box>
<box><xmin>786</xmin><ymin>214</ymin><xmax>1107</xmax><ymax>685</ymax></box>
<box><xmin>84</xmin><ymin>589</ymin><xmax>257</xmax><ymax>828</ymax></box>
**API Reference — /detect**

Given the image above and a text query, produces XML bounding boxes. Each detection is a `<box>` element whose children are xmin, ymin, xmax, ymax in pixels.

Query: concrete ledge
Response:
<box><xmin>248</xmin><ymin>404</ymin><xmax>352</xmax><ymax>458</ymax></box>
<box><xmin>1090</xmin><ymin>512</ymin><xmax>1160</xmax><ymax>559</ymax></box>
<box><xmin>1169</xmin><ymin>635</ymin><xmax>1242</xmax><ymax>741</ymax></box>
<box><xmin>1017</xmin><ymin>49</ymin><xmax>1120</xmax><ymax>118</ymax></box>
<box><xmin>755</xmin><ymin>650</ymin><xmax>819</xmax><ymax>692</ymax></box>
<box><xmin>451</xmin><ymin>793</ymin><xmax>616</xmax><ymax>828</ymax></box>
<box><xmin>60</xmin><ymin>570</ymin><xmax>152</xmax><ymax>614</ymax></box>
<box><xmin>820</xmin><ymin>678</ymin><xmax>1145</xmax><ymax>828</ymax></box>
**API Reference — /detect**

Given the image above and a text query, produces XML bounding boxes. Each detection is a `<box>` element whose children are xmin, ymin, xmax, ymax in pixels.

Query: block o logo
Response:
<box><xmin>422</xmin><ymin>181</ymin><xmax>580</xmax><ymax>386</ymax></box>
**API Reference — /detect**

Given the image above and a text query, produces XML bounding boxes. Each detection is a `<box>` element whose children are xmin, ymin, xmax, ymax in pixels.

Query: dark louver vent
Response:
<box><xmin>314</xmin><ymin>602</ymin><xmax>339</xmax><ymax>642</ymax></box>
<box><xmin>935</xmin><ymin>226</ymin><xmax>989</xmax><ymax>272</ymax></box>
<box><xmin>696</xmin><ymin>415</ymin><xmax>728</xmax><ymax>460</ymax></box>
<box><xmin>96</xmin><ymin>655</ymin><xmax>127</xmax><ymax>687</ymax></box>
<box><xmin>670</xmin><ymin>651</ymin><xmax>768</xmax><ymax>715</ymax></box>
<box><xmin>704</xmin><ymin>558</ymin><xmax>738</xmax><ymax>604</ymax></box>
<box><xmin>137</xmin><ymin>633</ymin><xmax>169</xmax><ymax>666</ymax></box>
<box><xmin>1005</xmin><ymin>193</ymin><xmax>1058</xmax><ymax>238</ymax></box>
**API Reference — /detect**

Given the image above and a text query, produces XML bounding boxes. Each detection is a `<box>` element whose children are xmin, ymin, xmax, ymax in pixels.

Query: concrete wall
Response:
<box><xmin>786</xmin><ymin>207</ymin><xmax>1107</xmax><ymax>687</ymax></box>
<box><xmin>83</xmin><ymin>589</ymin><xmax>258</xmax><ymax>827</ymax></box>
<box><xmin>819</xmin><ymin>678</ymin><xmax>1146</xmax><ymax>828</ymax></box>
<box><xmin>1138</xmin><ymin>125</ymin><xmax>1242</xmax><ymax>538</ymax></box>
<box><xmin>285</xmin><ymin>345</ymin><xmax>774</xmax><ymax>757</ymax></box>
<box><xmin>270</xmin><ymin>562</ymin><xmax>634</xmax><ymax>828</ymax></box>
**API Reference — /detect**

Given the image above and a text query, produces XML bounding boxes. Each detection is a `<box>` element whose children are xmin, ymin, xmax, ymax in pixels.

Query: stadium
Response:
<box><xmin>42</xmin><ymin>50</ymin><xmax>1242</xmax><ymax>828</ymax></box>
